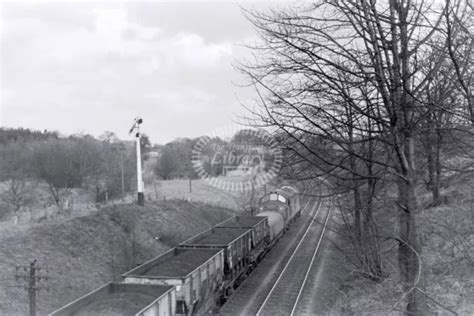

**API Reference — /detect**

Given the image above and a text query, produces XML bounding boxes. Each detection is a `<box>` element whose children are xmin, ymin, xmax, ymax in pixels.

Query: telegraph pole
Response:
<box><xmin>116</xmin><ymin>143</ymin><xmax>126</xmax><ymax>201</ymax></box>
<box><xmin>121</xmin><ymin>149</ymin><xmax>125</xmax><ymax>200</ymax></box>
<box><xmin>129</xmin><ymin>117</ymin><xmax>144</xmax><ymax>206</ymax></box>
<box><xmin>14</xmin><ymin>259</ymin><xmax>49</xmax><ymax>316</ymax></box>
<box><xmin>28</xmin><ymin>261</ymin><xmax>36</xmax><ymax>316</ymax></box>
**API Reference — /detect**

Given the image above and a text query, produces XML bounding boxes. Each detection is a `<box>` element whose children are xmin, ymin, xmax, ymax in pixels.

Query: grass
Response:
<box><xmin>0</xmin><ymin>177</ymin><xmax>272</xmax><ymax>230</ymax></box>
<box><xmin>330</xmin><ymin>173</ymin><xmax>474</xmax><ymax>315</ymax></box>
<box><xmin>144</xmin><ymin>179</ymin><xmax>271</xmax><ymax>211</ymax></box>
<box><xmin>147</xmin><ymin>179</ymin><xmax>240</xmax><ymax>208</ymax></box>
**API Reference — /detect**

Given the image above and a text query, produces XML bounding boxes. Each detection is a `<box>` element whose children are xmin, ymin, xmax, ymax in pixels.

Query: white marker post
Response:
<box><xmin>129</xmin><ymin>117</ymin><xmax>145</xmax><ymax>206</ymax></box>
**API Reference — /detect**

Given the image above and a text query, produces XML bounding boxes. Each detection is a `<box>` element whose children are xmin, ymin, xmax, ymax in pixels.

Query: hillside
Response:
<box><xmin>0</xmin><ymin>200</ymin><xmax>235</xmax><ymax>315</ymax></box>
<box><xmin>330</xmin><ymin>173</ymin><xmax>474</xmax><ymax>315</ymax></box>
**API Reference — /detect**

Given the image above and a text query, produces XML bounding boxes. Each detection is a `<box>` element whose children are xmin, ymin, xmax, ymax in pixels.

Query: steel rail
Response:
<box><xmin>255</xmin><ymin>197</ymin><xmax>323</xmax><ymax>316</ymax></box>
<box><xmin>300</xmin><ymin>198</ymin><xmax>312</xmax><ymax>215</ymax></box>
<box><xmin>290</xmin><ymin>197</ymin><xmax>333</xmax><ymax>316</ymax></box>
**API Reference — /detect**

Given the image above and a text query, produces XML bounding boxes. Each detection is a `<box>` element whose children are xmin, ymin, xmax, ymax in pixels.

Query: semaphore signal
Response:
<box><xmin>129</xmin><ymin>117</ymin><xmax>145</xmax><ymax>206</ymax></box>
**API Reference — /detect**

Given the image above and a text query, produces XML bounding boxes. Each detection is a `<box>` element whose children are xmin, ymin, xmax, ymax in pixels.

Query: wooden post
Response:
<box><xmin>14</xmin><ymin>259</ymin><xmax>49</xmax><ymax>316</ymax></box>
<box><xmin>154</xmin><ymin>180</ymin><xmax>158</xmax><ymax>200</ymax></box>
<box><xmin>28</xmin><ymin>260</ymin><xmax>37</xmax><ymax>316</ymax></box>
<box><xmin>121</xmin><ymin>150</ymin><xmax>125</xmax><ymax>201</ymax></box>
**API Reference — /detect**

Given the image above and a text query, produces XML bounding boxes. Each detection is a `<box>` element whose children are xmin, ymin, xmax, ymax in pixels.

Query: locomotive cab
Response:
<box><xmin>258</xmin><ymin>191</ymin><xmax>290</xmax><ymax>220</ymax></box>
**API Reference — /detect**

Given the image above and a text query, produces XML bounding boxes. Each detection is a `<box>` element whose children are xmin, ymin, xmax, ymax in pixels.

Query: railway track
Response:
<box><xmin>255</xmin><ymin>197</ymin><xmax>332</xmax><ymax>316</ymax></box>
<box><xmin>219</xmin><ymin>197</ymin><xmax>325</xmax><ymax>315</ymax></box>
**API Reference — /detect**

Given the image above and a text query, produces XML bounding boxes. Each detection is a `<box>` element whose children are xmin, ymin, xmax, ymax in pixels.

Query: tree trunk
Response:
<box><xmin>435</xmin><ymin>128</ymin><xmax>442</xmax><ymax>201</ymax></box>
<box><xmin>427</xmin><ymin>142</ymin><xmax>441</xmax><ymax>205</ymax></box>
<box><xmin>426</xmin><ymin>109</ymin><xmax>443</xmax><ymax>206</ymax></box>
<box><xmin>362</xmin><ymin>176</ymin><xmax>384</xmax><ymax>281</ymax></box>
<box><xmin>394</xmin><ymin>1</ymin><xmax>428</xmax><ymax>311</ymax></box>
<box><xmin>48</xmin><ymin>184</ymin><xmax>62</xmax><ymax>214</ymax></box>
<box><xmin>95</xmin><ymin>186</ymin><xmax>101</xmax><ymax>203</ymax></box>
<box><xmin>353</xmin><ymin>187</ymin><xmax>362</xmax><ymax>242</ymax></box>
<box><xmin>397</xmin><ymin>161</ymin><xmax>427</xmax><ymax>315</ymax></box>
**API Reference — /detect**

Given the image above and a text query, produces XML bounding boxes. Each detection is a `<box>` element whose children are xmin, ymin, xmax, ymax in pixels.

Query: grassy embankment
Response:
<box><xmin>0</xmin><ymin>200</ymin><xmax>235</xmax><ymax>315</ymax></box>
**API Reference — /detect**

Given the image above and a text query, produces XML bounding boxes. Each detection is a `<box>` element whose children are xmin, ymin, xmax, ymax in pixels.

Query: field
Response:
<box><xmin>0</xmin><ymin>178</ymin><xmax>259</xmax><ymax>230</ymax></box>
<box><xmin>144</xmin><ymin>178</ymin><xmax>271</xmax><ymax>211</ymax></box>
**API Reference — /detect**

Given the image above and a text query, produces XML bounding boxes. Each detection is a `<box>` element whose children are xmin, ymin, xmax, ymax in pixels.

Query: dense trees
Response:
<box><xmin>153</xmin><ymin>131</ymin><xmax>276</xmax><ymax>181</ymax></box>
<box><xmin>0</xmin><ymin>142</ymin><xmax>33</xmax><ymax>217</ymax></box>
<box><xmin>0</xmin><ymin>128</ymin><xmax>58</xmax><ymax>145</ymax></box>
<box><xmin>32</xmin><ymin>139</ymin><xmax>83</xmax><ymax>211</ymax></box>
<box><xmin>240</xmin><ymin>1</ymin><xmax>472</xmax><ymax>314</ymax></box>
<box><xmin>0</xmin><ymin>128</ymin><xmax>138</xmax><ymax>216</ymax></box>
<box><xmin>154</xmin><ymin>138</ymin><xmax>197</xmax><ymax>180</ymax></box>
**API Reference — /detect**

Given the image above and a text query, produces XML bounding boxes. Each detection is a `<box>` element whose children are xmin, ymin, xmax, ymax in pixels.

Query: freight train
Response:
<box><xmin>50</xmin><ymin>186</ymin><xmax>302</xmax><ymax>316</ymax></box>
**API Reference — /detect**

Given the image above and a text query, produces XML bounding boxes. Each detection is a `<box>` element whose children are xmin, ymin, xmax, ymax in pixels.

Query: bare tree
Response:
<box><xmin>239</xmin><ymin>1</ymin><xmax>472</xmax><ymax>314</ymax></box>
<box><xmin>443</xmin><ymin>0</ymin><xmax>473</xmax><ymax>123</ymax></box>
<box><xmin>416</xmin><ymin>0</ymin><xmax>474</xmax><ymax>205</ymax></box>
<box><xmin>32</xmin><ymin>139</ymin><xmax>82</xmax><ymax>213</ymax></box>
<box><xmin>1</xmin><ymin>179</ymin><xmax>32</xmax><ymax>217</ymax></box>
<box><xmin>0</xmin><ymin>142</ymin><xmax>34</xmax><ymax>219</ymax></box>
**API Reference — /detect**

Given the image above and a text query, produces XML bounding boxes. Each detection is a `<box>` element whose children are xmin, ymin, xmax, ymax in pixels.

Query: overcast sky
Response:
<box><xmin>0</xmin><ymin>1</ymin><xmax>289</xmax><ymax>144</ymax></box>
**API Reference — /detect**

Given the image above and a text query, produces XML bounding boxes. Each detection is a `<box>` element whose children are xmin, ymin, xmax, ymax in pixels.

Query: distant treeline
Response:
<box><xmin>0</xmin><ymin>128</ymin><xmax>150</xmax><ymax>215</ymax></box>
<box><xmin>0</xmin><ymin>126</ymin><xmax>279</xmax><ymax>217</ymax></box>
<box><xmin>0</xmin><ymin>127</ymin><xmax>59</xmax><ymax>144</ymax></box>
<box><xmin>154</xmin><ymin>129</ymin><xmax>277</xmax><ymax>180</ymax></box>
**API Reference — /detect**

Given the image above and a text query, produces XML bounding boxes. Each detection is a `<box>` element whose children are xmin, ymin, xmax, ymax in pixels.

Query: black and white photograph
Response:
<box><xmin>0</xmin><ymin>0</ymin><xmax>473</xmax><ymax>315</ymax></box>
